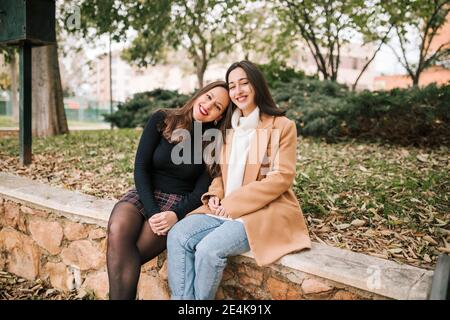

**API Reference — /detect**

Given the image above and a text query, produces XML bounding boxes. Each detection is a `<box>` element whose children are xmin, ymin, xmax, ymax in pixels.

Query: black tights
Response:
<box><xmin>106</xmin><ymin>202</ymin><xmax>167</xmax><ymax>300</ymax></box>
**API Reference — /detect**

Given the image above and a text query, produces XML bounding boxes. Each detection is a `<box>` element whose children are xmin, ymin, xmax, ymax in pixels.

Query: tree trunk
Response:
<box><xmin>412</xmin><ymin>73</ymin><xmax>420</xmax><ymax>87</ymax></box>
<box><xmin>31</xmin><ymin>44</ymin><xmax>68</xmax><ymax>137</ymax></box>
<box><xmin>10</xmin><ymin>52</ymin><xmax>19</xmax><ymax>123</ymax></box>
<box><xmin>196</xmin><ymin>66</ymin><xmax>204</xmax><ymax>88</ymax></box>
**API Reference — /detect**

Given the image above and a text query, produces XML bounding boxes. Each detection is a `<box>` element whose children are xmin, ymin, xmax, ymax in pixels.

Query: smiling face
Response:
<box><xmin>192</xmin><ymin>86</ymin><xmax>230</xmax><ymax>123</ymax></box>
<box><xmin>228</xmin><ymin>67</ymin><xmax>257</xmax><ymax>116</ymax></box>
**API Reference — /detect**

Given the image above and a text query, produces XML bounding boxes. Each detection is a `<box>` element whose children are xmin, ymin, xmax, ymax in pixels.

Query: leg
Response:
<box><xmin>106</xmin><ymin>202</ymin><xmax>144</xmax><ymax>300</ymax></box>
<box><xmin>194</xmin><ymin>221</ymin><xmax>250</xmax><ymax>300</ymax></box>
<box><xmin>136</xmin><ymin>219</ymin><xmax>167</xmax><ymax>263</ymax></box>
<box><xmin>167</xmin><ymin>215</ymin><xmax>223</xmax><ymax>300</ymax></box>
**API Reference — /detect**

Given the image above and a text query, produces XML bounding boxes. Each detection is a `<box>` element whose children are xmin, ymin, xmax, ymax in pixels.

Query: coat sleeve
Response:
<box><xmin>200</xmin><ymin>176</ymin><xmax>225</xmax><ymax>205</ymax></box>
<box><xmin>221</xmin><ymin>120</ymin><xmax>297</xmax><ymax>219</ymax></box>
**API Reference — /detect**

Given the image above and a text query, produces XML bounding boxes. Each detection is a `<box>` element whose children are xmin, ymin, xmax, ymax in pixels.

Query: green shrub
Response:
<box><xmin>340</xmin><ymin>84</ymin><xmax>450</xmax><ymax>145</ymax></box>
<box><xmin>273</xmin><ymin>79</ymin><xmax>449</xmax><ymax>146</ymax></box>
<box><xmin>257</xmin><ymin>61</ymin><xmax>311</xmax><ymax>89</ymax></box>
<box><xmin>104</xmin><ymin>89</ymin><xmax>188</xmax><ymax>128</ymax></box>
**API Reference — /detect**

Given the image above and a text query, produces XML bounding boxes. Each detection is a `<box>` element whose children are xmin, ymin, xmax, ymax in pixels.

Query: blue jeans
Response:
<box><xmin>167</xmin><ymin>214</ymin><xmax>250</xmax><ymax>300</ymax></box>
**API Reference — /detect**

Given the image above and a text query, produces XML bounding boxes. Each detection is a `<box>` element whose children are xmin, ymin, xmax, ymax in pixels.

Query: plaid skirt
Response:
<box><xmin>117</xmin><ymin>188</ymin><xmax>184</xmax><ymax>218</ymax></box>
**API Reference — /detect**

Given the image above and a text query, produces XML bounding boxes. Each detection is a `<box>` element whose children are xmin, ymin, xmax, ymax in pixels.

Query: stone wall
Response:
<box><xmin>0</xmin><ymin>173</ymin><xmax>434</xmax><ymax>300</ymax></box>
<box><xmin>0</xmin><ymin>197</ymin><xmax>373</xmax><ymax>300</ymax></box>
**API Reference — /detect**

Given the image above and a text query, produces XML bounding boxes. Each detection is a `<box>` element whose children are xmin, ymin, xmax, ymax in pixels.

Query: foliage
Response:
<box><xmin>257</xmin><ymin>60</ymin><xmax>310</xmax><ymax>88</ymax></box>
<box><xmin>277</xmin><ymin>0</ymin><xmax>393</xmax><ymax>84</ymax></box>
<box><xmin>1</xmin><ymin>130</ymin><xmax>448</xmax><ymax>269</ymax></box>
<box><xmin>274</xmin><ymin>79</ymin><xmax>450</xmax><ymax>146</ymax></box>
<box><xmin>77</xmin><ymin>0</ymin><xmax>274</xmax><ymax>87</ymax></box>
<box><xmin>383</xmin><ymin>0</ymin><xmax>450</xmax><ymax>86</ymax></box>
<box><xmin>103</xmin><ymin>89</ymin><xmax>188</xmax><ymax>128</ymax></box>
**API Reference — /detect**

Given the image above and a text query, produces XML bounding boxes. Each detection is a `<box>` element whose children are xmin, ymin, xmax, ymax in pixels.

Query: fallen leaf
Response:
<box><xmin>388</xmin><ymin>248</ymin><xmax>403</xmax><ymax>254</ymax></box>
<box><xmin>358</xmin><ymin>165</ymin><xmax>368</xmax><ymax>172</ymax></box>
<box><xmin>335</xmin><ymin>223</ymin><xmax>351</xmax><ymax>230</ymax></box>
<box><xmin>416</xmin><ymin>154</ymin><xmax>429</xmax><ymax>162</ymax></box>
<box><xmin>351</xmin><ymin>219</ymin><xmax>366</xmax><ymax>227</ymax></box>
<box><xmin>423</xmin><ymin>235</ymin><xmax>438</xmax><ymax>246</ymax></box>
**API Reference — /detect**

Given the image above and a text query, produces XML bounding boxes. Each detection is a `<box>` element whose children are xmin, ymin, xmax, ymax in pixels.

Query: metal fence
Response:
<box><xmin>0</xmin><ymin>90</ymin><xmax>119</xmax><ymax>123</ymax></box>
<box><xmin>0</xmin><ymin>90</ymin><xmax>12</xmax><ymax>116</ymax></box>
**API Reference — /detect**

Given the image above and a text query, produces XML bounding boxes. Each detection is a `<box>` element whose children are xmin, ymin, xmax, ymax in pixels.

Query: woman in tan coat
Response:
<box><xmin>167</xmin><ymin>61</ymin><xmax>311</xmax><ymax>300</ymax></box>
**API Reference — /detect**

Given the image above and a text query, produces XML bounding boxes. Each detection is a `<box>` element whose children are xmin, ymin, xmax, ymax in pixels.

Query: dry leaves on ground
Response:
<box><xmin>0</xmin><ymin>130</ymin><xmax>449</xmax><ymax>270</ymax></box>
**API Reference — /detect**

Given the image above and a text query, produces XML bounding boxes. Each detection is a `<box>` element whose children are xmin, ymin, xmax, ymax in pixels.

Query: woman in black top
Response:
<box><xmin>107</xmin><ymin>81</ymin><xmax>232</xmax><ymax>300</ymax></box>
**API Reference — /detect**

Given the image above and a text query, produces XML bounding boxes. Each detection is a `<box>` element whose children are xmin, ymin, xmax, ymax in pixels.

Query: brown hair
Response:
<box><xmin>156</xmin><ymin>80</ymin><xmax>233</xmax><ymax>177</ymax></box>
<box><xmin>158</xmin><ymin>81</ymin><xmax>230</xmax><ymax>141</ymax></box>
<box><xmin>225</xmin><ymin>60</ymin><xmax>285</xmax><ymax>117</ymax></box>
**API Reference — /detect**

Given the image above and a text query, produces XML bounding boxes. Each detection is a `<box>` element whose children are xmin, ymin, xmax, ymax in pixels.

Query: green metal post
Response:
<box><xmin>109</xmin><ymin>33</ymin><xmax>113</xmax><ymax>130</ymax></box>
<box><xmin>19</xmin><ymin>42</ymin><xmax>32</xmax><ymax>166</ymax></box>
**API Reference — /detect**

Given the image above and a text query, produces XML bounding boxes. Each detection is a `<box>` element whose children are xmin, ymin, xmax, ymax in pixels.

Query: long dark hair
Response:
<box><xmin>157</xmin><ymin>80</ymin><xmax>233</xmax><ymax>177</ymax></box>
<box><xmin>158</xmin><ymin>81</ymin><xmax>232</xmax><ymax>142</ymax></box>
<box><xmin>225</xmin><ymin>60</ymin><xmax>285</xmax><ymax>117</ymax></box>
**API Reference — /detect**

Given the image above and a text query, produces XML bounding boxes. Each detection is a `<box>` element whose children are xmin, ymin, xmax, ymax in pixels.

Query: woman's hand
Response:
<box><xmin>148</xmin><ymin>211</ymin><xmax>178</xmax><ymax>236</ymax></box>
<box><xmin>214</xmin><ymin>205</ymin><xmax>228</xmax><ymax>218</ymax></box>
<box><xmin>208</xmin><ymin>196</ymin><xmax>220</xmax><ymax>211</ymax></box>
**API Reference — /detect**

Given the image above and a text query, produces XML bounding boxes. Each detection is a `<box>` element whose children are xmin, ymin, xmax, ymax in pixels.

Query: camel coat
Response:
<box><xmin>189</xmin><ymin>112</ymin><xmax>311</xmax><ymax>266</ymax></box>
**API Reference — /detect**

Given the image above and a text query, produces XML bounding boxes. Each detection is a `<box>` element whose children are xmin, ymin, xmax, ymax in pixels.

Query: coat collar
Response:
<box><xmin>221</xmin><ymin>112</ymin><xmax>275</xmax><ymax>191</ymax></box>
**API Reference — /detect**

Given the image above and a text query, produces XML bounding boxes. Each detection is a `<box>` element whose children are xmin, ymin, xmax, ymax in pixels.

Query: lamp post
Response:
<box><xmin>109</xmin><ymin>33</ymin><xmax>113</xmax><ymax>130</ymax></box>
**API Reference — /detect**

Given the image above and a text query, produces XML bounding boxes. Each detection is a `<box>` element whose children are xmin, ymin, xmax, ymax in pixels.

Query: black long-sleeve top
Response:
<box><xmin>134</xmin><ymin>111</ymin><xmax>212</xmax><ymax>220</ymax></box>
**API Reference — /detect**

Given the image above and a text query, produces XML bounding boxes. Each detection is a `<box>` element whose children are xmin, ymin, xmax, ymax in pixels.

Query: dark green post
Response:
<box><xmin>19</xmin><ymin>42</ymin><xmax>32</xmax><ymax>165</ymax></box>
<box><xmin>0</xmin><ymin>0</ymin><xmax>56</xmax><ymax>165</ymax></box>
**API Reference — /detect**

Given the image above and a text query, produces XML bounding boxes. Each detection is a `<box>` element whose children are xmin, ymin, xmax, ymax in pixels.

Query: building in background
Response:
<box><xmin>374</xmin><ymin>12</ymin><xmax>450</xmax><ymax>90</ymax></box>
<box><xmin>88</xmin><ymin>50</ymin><xmax>132</xmax><ymax>105</ymax></box>
<box><xmin>86</xmin><ymin>49</ymin><xmax>233</xmax><ymax>103</ymax></box>
<box><xmin>374</xmin><ymin>66</ymin><xmax>450</xmax><ymax>90</ymax></box>
<box><xmin>289</xmin><ymin>42</ymin><xmax>377</xmax><ymax>90</ymax></box>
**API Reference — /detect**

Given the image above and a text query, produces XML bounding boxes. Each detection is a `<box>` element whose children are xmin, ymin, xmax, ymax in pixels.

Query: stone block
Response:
<box><xmin>82</xmin><ymin>271</ymin><xmax>109</xmax><ymax>300</ymax></box>
<box><xmin>29</xmin><ymin>217</ymin><xmax>63</xmax><ymax>255</ymax></box>
<box><xmin>267</xmin><ymin>276</ymin><xmax>289</xmax><ymax>300</ymax></box>
<box><xmin>333</xmin><ymin>290</ymin><xmax>361</xmax><ymax>300</ymax></box>
<box><xmin>44</xmin><ymin>262</ymin><xmax>73</xmax><ymax>291</ymax></box>
<box><xmin>89</xmin><ymin>228</ymin><xmax>106</xmax><ymax>240</ymax></box>
<box><xmin>137</xmin><ymin>273</ymin><xmax>170</xmax><ymax>300</ymax></box>
<box><xmin>158</xmin><ymin>260</ymin><xmax>168</xmax><ymax>281</ymax></box>
<box><xmin>3</xmin><ymin>202</ymin><xmax>20</xmax><ymax>228</ymax></box>
<box><xmin>61</xmin><ymin>240</ymin><xmax>104</xmax><ymax>271</ymax></box>
<box><xmin>301</xmin><ymin>278</ymin><xmax>333</xmax><ymax>294</ymax></box>
<box><xmin>237</xmin><ymin>264</ymin><xmax>263</xmax><ymax>286</ymax></box>
<box><xmin>0</xmin><ymin>228</ymin><xmax>40</xmax><ymax>280</ymax></box>
<box><xmin>20</xmin><ymin>205</ymin><xmax>49</xmax><ymax>218</ymax></box>
<box><xmin>64</xmin><ymin>221</ymin><xmax>88</xmax><ymax>241</ymax></box>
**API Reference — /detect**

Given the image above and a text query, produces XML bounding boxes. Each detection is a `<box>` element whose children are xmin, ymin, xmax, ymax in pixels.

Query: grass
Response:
<box><xmin>295</xmin><ymin>138</ymin><xmax>448</xmax><ymax>224</ymax></box>
<box><xmin>0</xmin><ymin>115</ymin><xmax>18</xmax><ymax>127</ymax></box>
<box><xmin>0</xmin><ymin>129</ymin><xmax>449</xmax><ymax>269</ymax></box>
<box><xmin>0</xmin><ymin>116</ymin><xmax>109</xmax><ymax>129</ymax></box>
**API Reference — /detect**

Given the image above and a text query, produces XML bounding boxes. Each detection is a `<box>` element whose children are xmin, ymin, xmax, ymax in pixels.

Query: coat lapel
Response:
<box><xmin>220</xmin><ymin>128</ymin><xmax>234</xmax><ymax>193</ymax></box>
<box><xmin>242</xmin><ymin>113</ymin><xmax>274</xmax><ymax>185</ymax></box>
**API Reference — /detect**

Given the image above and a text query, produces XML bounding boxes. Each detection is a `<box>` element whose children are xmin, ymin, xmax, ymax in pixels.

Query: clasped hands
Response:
<box><xmin>148</xmin><ymin>211</ymin><xmax>178</xmax><ymax>236</ymax></box>
<box><xmin>208</xmin><ymin>196</ymin><xmax>229</xmax><ymax>218</ymax></box>
<box><xmin>148</xmin><ymin>196</ymin><xmax>229</xmax><ymax>236</ymax></box>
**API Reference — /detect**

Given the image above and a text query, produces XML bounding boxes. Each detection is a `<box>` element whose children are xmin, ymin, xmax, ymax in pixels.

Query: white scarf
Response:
<box><xmin>206</xmin><ymin>106</ymin><xmax>260</xmax><ymax>222</ymax></box>
<box><xmin>225</xmin><ymin>106</ymin><xmax>260</xmax><ymax>196</ymax></box>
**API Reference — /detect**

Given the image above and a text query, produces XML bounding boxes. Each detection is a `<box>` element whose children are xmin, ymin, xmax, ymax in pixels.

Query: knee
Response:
<box><xmin>107</xmin><ymin>203</ymin><xmax>137</xmax><ymax>242</ymax></box>
<box><xmin>195</xmin><ymin>240</ymin><xmax>226</xmax><ymax>266</ymax></box>
<box><xmin>167</xmin><ymin>221</ymin><xmax>185</xmax><ymax>248</ymax></box>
